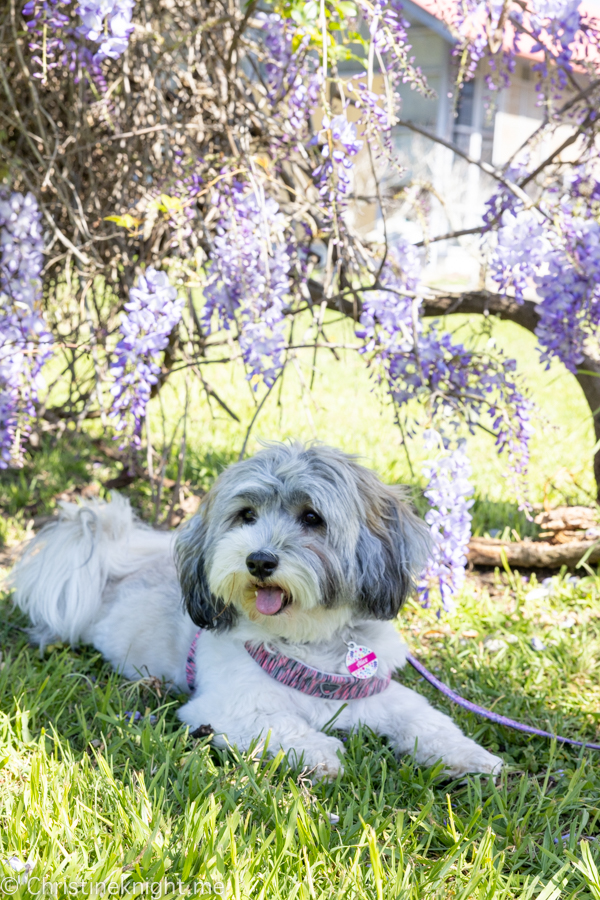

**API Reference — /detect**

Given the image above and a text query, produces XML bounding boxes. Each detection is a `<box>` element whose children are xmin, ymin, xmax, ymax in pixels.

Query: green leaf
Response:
<box><xmin>104</xmin><ymin>213</ymin><xmax>142</xmax><ymax>230</ymax></box>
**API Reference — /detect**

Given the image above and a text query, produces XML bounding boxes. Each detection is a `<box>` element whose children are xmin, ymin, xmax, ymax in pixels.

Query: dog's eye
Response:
<box><xmin>300</xmin><ymin>510</ymin><xmax>324</xmax><ymax>528</ymax></box>
<box><xmin>238</xmin><ymin>508</ymin><xmax>257</xmax><ymax>524</ymax></box>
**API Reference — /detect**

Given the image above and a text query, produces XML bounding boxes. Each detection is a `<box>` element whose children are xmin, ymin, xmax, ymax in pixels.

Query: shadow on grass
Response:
<box><xmin>0</xmin><ymin>432</ymin><xmax>239</xmax><ymax>544</ymax></box>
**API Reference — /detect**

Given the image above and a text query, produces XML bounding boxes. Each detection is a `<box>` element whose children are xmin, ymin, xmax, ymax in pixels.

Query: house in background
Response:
<box><xmin>346</xmin><ymin>0</ymin><xmax>595</xmax><ymax>287</ymax></box>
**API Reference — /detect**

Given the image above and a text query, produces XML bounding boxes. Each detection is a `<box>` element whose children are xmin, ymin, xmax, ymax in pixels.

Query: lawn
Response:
<box><xmin>1</xmin><ymin>571</ymin><xmax>600</xmax><ymax>898</ymax></box>
<box><xmin>1</xmin><ymin>312</ymin><xmax>600</xmax><ymax>898</ymax></box>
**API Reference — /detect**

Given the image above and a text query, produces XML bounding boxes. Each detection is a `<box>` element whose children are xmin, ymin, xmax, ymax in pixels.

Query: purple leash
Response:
<box><xmin>406</xmin><ymin>653</ymin><xmax>600</xmax><ymax>751</ymax></box>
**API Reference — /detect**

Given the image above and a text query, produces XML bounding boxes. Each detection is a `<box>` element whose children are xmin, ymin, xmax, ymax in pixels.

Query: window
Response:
<box><xmin>455</xmin><ymin>80</ymin><xmax>475</xmax><ymax>127</ymax></box>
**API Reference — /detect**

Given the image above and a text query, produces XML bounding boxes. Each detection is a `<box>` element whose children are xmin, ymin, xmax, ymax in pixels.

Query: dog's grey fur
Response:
<box><xmin>177</xmin><ymin>443</ymin><xmax>429</xmax><ymax>637</ymax></box>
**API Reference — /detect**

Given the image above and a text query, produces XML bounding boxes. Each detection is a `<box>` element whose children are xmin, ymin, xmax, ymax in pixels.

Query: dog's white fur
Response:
<box><xmin>9</xmin><ymin>442</ymin><xmax>502</xmax><ymax>780</ymax></box>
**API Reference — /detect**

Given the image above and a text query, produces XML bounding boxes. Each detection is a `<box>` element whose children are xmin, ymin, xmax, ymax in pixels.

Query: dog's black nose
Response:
<box><xmin>246</xmin><ymin>550</ymin><xmax>279</xmax><ymax>580</ymax></box>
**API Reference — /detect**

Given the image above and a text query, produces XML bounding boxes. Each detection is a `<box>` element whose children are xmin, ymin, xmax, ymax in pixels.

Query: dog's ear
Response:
<box><xmin>176</xmin><ymin>508</ymin><xmax>237</xmax><ymax>631</ymax></box>
<box><xmin>353</xmin><ymin>470</ymin><xmax>430</xmax><ymax>619</ymax></box>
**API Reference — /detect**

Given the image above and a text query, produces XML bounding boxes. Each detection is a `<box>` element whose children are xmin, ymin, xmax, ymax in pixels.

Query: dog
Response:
<box><xmin>9</xmin><ymin>442</ymin><xmax>502</xmax><ymax>780</ymax></box>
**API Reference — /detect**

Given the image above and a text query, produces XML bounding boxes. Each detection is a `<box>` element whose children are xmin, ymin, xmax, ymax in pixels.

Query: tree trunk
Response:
<box><xmin>315</xmin><ymin>282</ymin><xmax>600</xmax><ymax>500</ymax></box>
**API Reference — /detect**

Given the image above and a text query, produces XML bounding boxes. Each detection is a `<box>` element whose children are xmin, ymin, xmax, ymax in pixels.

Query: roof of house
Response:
<box><xmin>404</xmin><ymin>0</ymin><xmax>600</xmax><ymax>65</ymax></box>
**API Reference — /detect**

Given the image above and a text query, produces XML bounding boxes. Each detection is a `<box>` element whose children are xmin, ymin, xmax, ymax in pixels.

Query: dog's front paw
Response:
<box><xmin>289</xmin><ymin>733</ymin><xmax>345</xmax><ymax>782</ymax></box>
<box><xmin>443</xmin><ymin>743</ymin><xmax>503</xmax><ymax>778</ymax></box>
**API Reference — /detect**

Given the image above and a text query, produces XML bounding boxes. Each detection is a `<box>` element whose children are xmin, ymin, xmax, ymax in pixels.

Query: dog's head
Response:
<box><xmin>176</xmin><ymin>442</ymin><xmax>430</xmax><ymax>641</ymax></box>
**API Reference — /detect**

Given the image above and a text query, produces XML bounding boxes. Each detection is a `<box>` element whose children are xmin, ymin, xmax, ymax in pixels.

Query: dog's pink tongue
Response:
<box><xmin>256</xmin><ymin>587</ymin><xmax>284</xmax><ymax>615</ymax></box>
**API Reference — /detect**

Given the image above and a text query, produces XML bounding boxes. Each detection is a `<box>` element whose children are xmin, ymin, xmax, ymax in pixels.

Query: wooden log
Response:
<box><xmin>468</xmin><ymin>536</ymin><xmax>600</xmax><ymax>568</ymax></box>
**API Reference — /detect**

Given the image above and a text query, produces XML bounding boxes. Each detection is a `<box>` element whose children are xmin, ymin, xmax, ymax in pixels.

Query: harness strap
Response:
<box><xmin>185</xmin><ymin>628</ymin><xmax>391</xmax><ymax>699</ymax></box>
<box><xmin>244</xmin><ymin>641</ymin><xmax>392</xmax><ymax>700</ymax></box>
<box><xmin>186</xmin><ymin>629</ymin><xmax>202</xmax><ymax>691</ymax></box>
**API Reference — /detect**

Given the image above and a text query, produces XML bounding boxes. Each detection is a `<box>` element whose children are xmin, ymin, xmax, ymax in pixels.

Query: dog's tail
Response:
<box><xmin>8</xmin><ymin>493</ymin><xmax>158</xmax><ymax>647</ymax></box>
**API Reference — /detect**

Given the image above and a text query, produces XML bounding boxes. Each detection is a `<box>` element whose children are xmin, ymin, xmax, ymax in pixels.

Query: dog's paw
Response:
<box><xmin>443</xmin><ymin>744</ymin><xmax>503</xmax><ymax>778</ymax></box>
<box><xmin>289</xmin><ymin>733</ymin><xmax>345</xmax><ymax>782</ymax></box>
<box><xmin>311</xmin><ymin>754</ymin><xmax>344</xmax><ymax>783</ymax></box>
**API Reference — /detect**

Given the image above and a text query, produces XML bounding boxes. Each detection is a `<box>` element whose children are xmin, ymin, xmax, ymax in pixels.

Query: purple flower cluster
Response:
<box><xmin>490</xmin><ymin>207</ymin><xmax>548</xmax><ymax>301</ymax></box>
<box><xmin>23</xmin><ymin>0</ymin><xmax>72</xmax><ymax>79</ymax></box>
<box><xmin>418</xmin><ymin>434</ymin><xmax>474</xmax><ymax>611</ymax></box>
<box><xmin>525</xmin><ymin>0</ymin><xmax>583</xmax><ymax>71</ymax></box>
<box><xmin>202</xmin><ymin>186</ymin><xmax>291</xmax><ymax>387</ymax></box>
<box><xmin>110</xmin><ymin>267</ymin><xmax>184</xmax><ymax>446</ymax></box>
<box><xmin>356</xmin><ymin>0</ymin><xmax>428</xmax><ymax>92</ymax></box>
<box><xmin>23</xmin><ymin>0</ymin><xmax>134</xmax><ymax>80</ymax></box>
<box><xmin>487</xmin><ymin>357</ymin><xmax>534</xmax><ymax>508</ymax></box>
<box><xmin>535</xmin><ymin>208</ymin><xmax>600</xmax><ymax>373</ymax></box>
<box><xmin>346</xmin><ymin>75</ymin><xmax>400</xmax><ymax>169</ymax></box>
<box><xmin>451</xmin><ymin>0</ymin><xmax>589</xmax><ymax>90</ymax></box>
<box><xmin>0</xmin><ymin>192</ymin><xmax>52</xmax><ymax>467</ymax></box>
<box><xmin>77</xmin><ymin>0</ymin><xmax>135</xmax><ymax>60</ymax></box>
<box><xmin>345</xmin><ymin>3</ymin><xmax>430</xmax><ymax>166</ymax></box>
<box><xmin>356</xmin><ymin>241</ymin><xmax>532</xmax><ymax>609</ymax></box>
<box><xmin>259</xmin><ymin>14</ymin><xmax>321</xmax><ymax>146</ymax></box>
<box><xmin>313</xmin><ymin>114</ymin><xmax>363</xmax><ymax>209</ymax></box>
<box><xmin>356</xmin><ymin>241</ymin><xmax>420</xmax><ymax>379</ymax></box>
<box><xmin>491</xmin><ymin>193</ymin><xmax>600</xmax><ymax>374</ymax></box>
<box><xmin>23</xmin><ymin>0</ymin><xmax>108</xmax><ymax>86</ymax></box>
<box><xmin>358</xmin><ymin>238</ymin><xmax>533</xmax><ymax>510</ymax></box>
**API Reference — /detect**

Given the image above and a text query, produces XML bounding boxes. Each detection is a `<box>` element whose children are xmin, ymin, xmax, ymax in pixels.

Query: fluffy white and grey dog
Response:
<box><xmin>9</xmin><ymin>442</ymin><xmax>502</xmax><ymax>779</ymax></box>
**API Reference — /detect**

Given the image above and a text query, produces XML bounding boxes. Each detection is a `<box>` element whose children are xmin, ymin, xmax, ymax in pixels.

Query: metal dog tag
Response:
<box><xmin>345</xmin><ymin>642</ymin><xmax>378</xmax><ymax>679</ymax></box>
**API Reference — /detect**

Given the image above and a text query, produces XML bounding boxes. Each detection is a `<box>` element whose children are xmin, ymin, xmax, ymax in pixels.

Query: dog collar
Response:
<box><xmin>186</xmin><ymin>630</ymin><xmax>391</xmax><ymax>699</ymax></box>
<box><xmin>186</xmin><ymin>629</ymin><xmax>203</xmax><ymax>691</ymax></box>
<box><xmin>244</xmin><ymin>641</ymin><xmax>392</xmax><ymax>699</ymax></box>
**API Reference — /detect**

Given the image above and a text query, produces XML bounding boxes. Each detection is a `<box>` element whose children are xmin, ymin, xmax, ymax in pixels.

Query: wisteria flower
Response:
<box><xmin>202</xmin><ymin>185</ymin><xmax>291</xmax><ymax>388</ymax></box>
<box><xmin>77</xmin><ymin>0</ymin><xmax>135</xmax><ymax>59</ymax></box>
<box><xmin>418</xmin><ymin>434</ymin><xmax>474</xmax><ymax>612</ymax></box>
<box><xmin>110</xmin><ymin>267</ymin><xmax>184</xmax><ymax>446</ymax></box>
<box><xmin>0</xmin><ymin>192</ymin><xmax>52</xmax><ymax>467</ymax></box>
<box><xmin>491</xmin><ymin>190</ymin><xmax>600</xmax><ymax>374</ymax></box>
<box><xmin>358</xmin><ymin>238</ymin><xmax>534</xmax><ymax>500</ymax></box>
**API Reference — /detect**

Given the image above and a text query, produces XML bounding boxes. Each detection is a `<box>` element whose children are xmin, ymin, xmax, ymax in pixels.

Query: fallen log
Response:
<box><xmin>468</xmin><ymin>536</ymin><xmax>600</xmax><ymax>568</ymax></box>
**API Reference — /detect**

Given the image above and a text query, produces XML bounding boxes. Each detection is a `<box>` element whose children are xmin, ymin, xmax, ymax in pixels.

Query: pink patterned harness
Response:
<box><xmin>185</xmin><ymin>629</ymin><xmax>392</xmax><ymax>700</ymax></box>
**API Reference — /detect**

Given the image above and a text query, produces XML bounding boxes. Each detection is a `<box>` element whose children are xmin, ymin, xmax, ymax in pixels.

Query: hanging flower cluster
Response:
<box><xmin>0</xmin><ymin>192</ymin><xmax>51</xmax><ymax>467</ymax></box>
<box><xmin>450</xmin><ymin>0</ymin><xmax>591</xmax><ymax>89</ymax></box>
<box><xmin>313</xmin><ymin>114</ymin><xmax>363</xmax><ymax>211</ymax></box>
<box><xmin>202</xmin><ymin>185</ymin><xmax>291</xmax><ymax>388</ymax></box>
<box><xmin>23</xmin><ymin>0</ymin><xmax>134</xmax><ymax>85</ymax></box>
<box><xmin>357</xmin><ymin>238</ymin><xmax>533</xmax><ymax>601</ymax></box>
<box><xmin>77</xmin><ymin>0</ymin><xmax>135</xmax><ymax>60</ymax></box>
<box><xmin>356</xmin><ymin>0</ymin><xmax>429</xmax><ymax>92</ymax></box>
<box><xmin>418</xmin><ymin>435</ymin><xmax>474</xmax><ymax>612</ymax></box>
<box><xmin>259</xmin><ymin>13</ymin><xmax>321</xmax><ymax>149</ymax></box>
<box><xmin>358</xmin><ymin>240</ymin><xmax>533</xmax><ymax>476</ymax></box>
<box><xmin>491</xmin><ymin>192</ymin><xmax>600</xmax><ymax>374</ymax></box>
<box><xmin>23</xmin><ymin>0</ymin><xmax>73</xmax><ymax>78</ymax></box>
<box><xmin>109</xmin><ymin>267</ymin><xmax>184</xmax><ymax>447</ymax></box>
<box><xmin>23</xmin><ymin>0</ymin><xmax>110</xmax><ymax>88</ymax></box>
<box><xmin>345</xmin><ymin>3</ymin><xmax>431</xmax><ymax>167</ymax></box>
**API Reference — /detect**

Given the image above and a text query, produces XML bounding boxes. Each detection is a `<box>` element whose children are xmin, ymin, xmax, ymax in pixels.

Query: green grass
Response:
<box><xmin>1</xmin><ymin>572</ymin><xmax>600</xmax><ymax>898</ymax></box>
<box><xmin>1</xmin><ymin>310</ymin><xmax>599</xmax><ymax>897</ymax></box>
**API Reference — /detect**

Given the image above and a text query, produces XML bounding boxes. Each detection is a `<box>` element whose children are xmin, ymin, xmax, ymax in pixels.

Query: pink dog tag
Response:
<box><xmin>345</xmin><ymin>642</ymin><xmax>378</xmax><ymax>679</ymax></box>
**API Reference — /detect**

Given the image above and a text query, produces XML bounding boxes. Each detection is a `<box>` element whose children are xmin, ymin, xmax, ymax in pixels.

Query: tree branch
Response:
<box><xmin>396</xmin><ymin>119</ymin><xmax>531</xmax><ymax>205</ymax></box>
